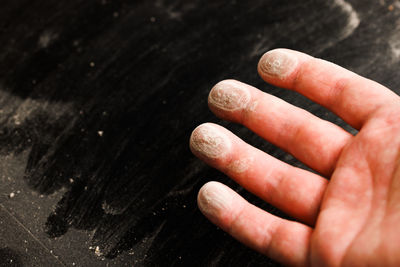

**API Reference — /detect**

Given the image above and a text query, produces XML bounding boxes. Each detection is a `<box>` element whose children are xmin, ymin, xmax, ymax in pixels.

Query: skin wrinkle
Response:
<box><xmin>261</xmin><ymin>218</ymin><xmax>278</xmax><ymax>259</ymax></box>
<box><xmin>388</xmin><ymin>153</ymin><xmax>400</xmax><ymax>213</ymax></box>
<box><xmin>226</xmin><ymin>195</ymin><xmax>245</xmax><ymax>237</ymax></box>
<box><xmin>284</xmin><ymin>112</ymin><xmax>327</xmax><ymax>171</ymax></box>
<box><xmin>330</xmin><ymin>76</ymin><xmax>369</xmax><ymax>129</ymax></box>
<box><xmin>239</xmin><ymin>97</ymin><xmax>255</xmax><ymax>125</ymax></box>
<box><xmin>262</xmin><ymin>164</ymin><xmax>286</xmax><ymax>206</ymax></box>
<box><xmin>263</xmin><ymin>97</ymin><xmax>295</xmax><ymax>146</ymax></box>
<box><xmin>264</xmin><ymin>220</ymin><xmax>289</xmax><ymax>265</ymax></box>
<box><xmin>325</xmin><ymin>143</ymin><xmax>374</xmax><ymax>266</ymax></box>
<box><xmin>367</xmin><ymin>119</ymin><xmax>400</xmax><ymax>219</ymax></box>
<box><xmin>292</xmin><ymin>58</ymin><xmax>345</xmax><ymax>107</ymax></box>
<box><xmin>330</xmin><ymin>77</ymin><xmax>353</xmax><ymax>113</ymax></box>
<box><xmin>341</xmin><ymin>176</ymin><xmax>385</xmax><ymax>266</ymax></box>
<box><xmin>290</xmin><ymin>56</ymin><xmax>310</xmax><ymax>92</ymax></box>
<box><xmin>327</xmin><ymin>137</ymin><xmax>348</xmax><ymax>176</ymax></box>
<box><xmin>239</xmin><ymin>89</ymin><xmax>267</xmax><ymax>126</ymax></box>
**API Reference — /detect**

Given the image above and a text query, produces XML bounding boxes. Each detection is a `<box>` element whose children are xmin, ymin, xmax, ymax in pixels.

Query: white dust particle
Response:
<box><xmin>38</xmin><ymin>31</ymin><xmax>59</xmax><ymax>48</ymax></box>
<box><xmin>95</xmin><ymin>246</ymin><xmax>103</xmax><ymax>257</ymax></box>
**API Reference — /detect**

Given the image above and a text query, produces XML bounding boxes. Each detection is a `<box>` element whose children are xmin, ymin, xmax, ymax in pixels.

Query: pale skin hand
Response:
<box><xmin>189</xmin><ymin>49</ymin><xmax>400</xmax><ymax>267</ymax></box>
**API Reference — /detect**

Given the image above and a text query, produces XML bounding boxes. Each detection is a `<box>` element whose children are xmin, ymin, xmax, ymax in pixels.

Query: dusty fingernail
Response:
<box><xmin>258</xmin><ymin>49</ymin><xmax>298</xmax><ymax>78</ymax></box>
<box><xmin>198</xmin><ymin>182</ymin><xmax>233</xmax><ymax>219</ymax></box>
<box><xmin>190</xmin><ymin>123</ymin><xmax>231</xmax><ymax>159</ymax></box>
<box><xmin>208</xmin><ymin>80</ymin><xmax>251</xmax><ymax>111</ymax></box>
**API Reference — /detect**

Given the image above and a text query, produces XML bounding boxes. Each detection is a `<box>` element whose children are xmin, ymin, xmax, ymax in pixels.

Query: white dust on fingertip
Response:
<box><xmin>258</xmin><ymin>49</ymin><xmax>298</xmax><ymax>79</ymax></box>
<box><xmin>197</xmin><ymin>181</ymin><xmax>233</xmax><ymax>219</ymax></box>
<box><xmin>208</xmin><ymin>80</ymin><xmax>251</xmax><ymax>111</ymax></box>
<box><xmin>190</xmin><ymin>123</ymin><xmax>232</xmax><ymax>159</ymax></box>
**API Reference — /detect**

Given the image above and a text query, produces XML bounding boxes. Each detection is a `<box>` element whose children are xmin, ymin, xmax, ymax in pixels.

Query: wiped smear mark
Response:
<box><xmin>333</xmin><ymin>0</ymin><xmax>360</xmax><ymax>40</ymax></box>
<box><xmin>127</xmin><ymin>221</ymin><xmax>166</xmax><ymax>263</ymax></box>
<box><xmin>388</xmin><ymin>19</ymin><xmax>400</xmax><ymax>60</ymax></box>
<box><xmin>249</xmin><ymin>35</ymin><xmax>274</xmax><ymax>58</ymax></box>
<box><xmin>154</xmin><ymin>0</ymin><xmax>196</xmax><ymax>20</ymax></box>
<box><xmin>0</xmin><ymin>90</ymin><xmax>72</xmax><ymax>127</ymax></box>
<box><xmin>101</xmin><ymin>201</ymin><xmax>124</xmax><ymax>215</ymax></box>
<box><xmin>250</xmin><ymin>1</ymin><xmax>360</xmax><ymax>57</ymax></box>
<box><xmin>389</xmin><ymin>36</ymin><xmax>400</xmax><ymax>59</ymax></box>
<box><xmin>0</xmin><ymin>87</ymin><xmax>75</xmax><ymax>196</ymax></box>
<box><xmin>38</xmin><ymin>30</ymin><xmax>59</xmax><ymax>49</ymax></box>
<box><xmin>311</xmin><ymin>0</ymin><xmax>360</xmax><ymax>54</ymax></box>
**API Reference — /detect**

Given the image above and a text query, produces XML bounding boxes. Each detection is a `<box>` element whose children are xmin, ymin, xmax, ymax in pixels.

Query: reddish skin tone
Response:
<box><xmin>190</xmin><ymin>49</ymin><xmax>400</xmax><ymax>267</ymax></box>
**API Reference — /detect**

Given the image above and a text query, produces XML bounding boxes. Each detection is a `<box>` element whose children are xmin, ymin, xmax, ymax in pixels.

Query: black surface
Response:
<box><xmin>1</xmin><ymin>0</ymin><xmax>400</xmax><ymax>266</ymax></box>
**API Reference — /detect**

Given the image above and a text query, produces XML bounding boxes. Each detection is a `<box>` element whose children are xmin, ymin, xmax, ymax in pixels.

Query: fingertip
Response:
<box><xmin>189</xmin><ymin>123</ymin><xmax>232</xmax><ymax>160</ymax></box>
<box><xmin>257</xmin><ymin>48</ymin><xmax>299</xmax><ymax>81</ymax></box>
<box><xmin>208</xmin><ymin>79</ymin><xmax>251</xmax><ymax>113</ymax></box>
<box><xmin>197</xmin><ymin>181</ymin><xmax>234</xmax><ymax>223</ymax></box>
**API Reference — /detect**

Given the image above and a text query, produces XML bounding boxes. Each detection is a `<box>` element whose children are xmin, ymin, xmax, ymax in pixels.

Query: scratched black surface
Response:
<box><xmin>1</xmin><ymin>0</ymin><xmax>400</xmax><ymax>266</ymax></box>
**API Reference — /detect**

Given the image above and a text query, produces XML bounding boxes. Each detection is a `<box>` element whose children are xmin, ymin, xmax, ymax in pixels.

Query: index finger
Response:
<box><xmin>257</xmin><ymin>49</ymin><xmax>400</xmax><ymax>129</ymax></box>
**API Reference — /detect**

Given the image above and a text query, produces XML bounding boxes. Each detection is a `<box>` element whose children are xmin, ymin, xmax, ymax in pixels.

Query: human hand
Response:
<box><xmin>190</xmin><ymin>49</ymin><xmax>400</xmax><ymax>267</ymax></box>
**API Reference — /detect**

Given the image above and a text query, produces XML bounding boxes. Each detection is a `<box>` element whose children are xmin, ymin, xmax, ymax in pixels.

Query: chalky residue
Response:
<box><xmin>228</xmin><ymin>157</ymin><xmax>254</xmax><ymax>174</ymax></box>
<box><xmin>197</xmin><ymin>182</ymin><xmax>233</xmax><ymax>220</ymax></box>
<box><xmin>38</xmin><ymin>30</ymin><xmax>59</xmax><ymax>49</ymax></box>
<box><xmin>190</xmin><ymin>124</ymin><xmax>231</xmax><ymax>159</ymax></box>
<box><xmin>208</xmin><ymin>80</ymin><xmax>251</xmax><ymax>111</ymax></box>
<box><xmin>258</xmin><ymin>49</ymin><xmax>298</xmax><ymax>79</ymax></box>
<box><xmin>388</xmin><ymin>18</ymin><xmax>400</xmax><ymax>60</ymax></box>
<box><xmin>333</xmin><ymin>0</ymin><xmax>360</xmax><ymax>40</ymax></box>
<box><xmin>248</xmin><ymin>100</ymin><xmax>259</xmax><ymax>113</ymax></box>
<box><xmin>0</xmin><ymin>89</ymin><xmax>72</xmax><ymax>127</ymax></box>
<box><xmin>101</xmin><ymin>201</ymin><xmax>124</xmax><ymax>215</ymax></box>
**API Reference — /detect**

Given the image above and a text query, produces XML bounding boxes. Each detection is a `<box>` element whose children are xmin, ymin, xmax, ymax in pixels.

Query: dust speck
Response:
<box><xmin>38</xmin><ymin>31</ymin><xmax>58</xmax><ymax>48</ymax></box>
<box><xmin>101</xmin><ymin>201</ymin><xmax>123</xmax><ymax>215</ymax></box>
<box><xmin>94</xmin><ymin>246</ymin><xmax>103</xmax><ymax>257</ymax></box>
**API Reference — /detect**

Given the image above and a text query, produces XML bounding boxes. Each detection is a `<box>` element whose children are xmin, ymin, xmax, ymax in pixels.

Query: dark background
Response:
<box><xmin>1</xmin><ymin>0</ymin><xmax>400</xmax><ymax>266</ymax></box>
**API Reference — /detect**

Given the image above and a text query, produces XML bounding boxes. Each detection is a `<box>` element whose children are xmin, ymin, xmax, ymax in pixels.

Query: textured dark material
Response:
<box><xmin>1</xmin><ymin>0</ymin><xmax>400</xmax><ymax>266</ymax></box>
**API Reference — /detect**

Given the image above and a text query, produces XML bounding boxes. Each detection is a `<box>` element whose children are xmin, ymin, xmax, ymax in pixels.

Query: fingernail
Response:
<box><xmin>258</xmin><ymin>50</ymin><xmax>298</xmax><ymax>78</ymax></box>
<box><xmin>190</xmin><ymin>123</ymin><xmax>231</xmax><ymax>159</ymax></box>
<box><xmin>208</xmin><ymin>80</ymin><xmax>251</xmax><ymax>111</ymax></box>
<box><xmin>198</xmin><ymin>182</ymin><xmax>233</xmax><ymax>219</ymax></box>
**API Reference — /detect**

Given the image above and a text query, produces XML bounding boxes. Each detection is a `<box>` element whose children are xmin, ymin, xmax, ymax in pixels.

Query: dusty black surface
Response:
<box><xmin>1</xmin><ymin>0</ymin><xmax>400</xmax><ymax>266</ymax></box>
